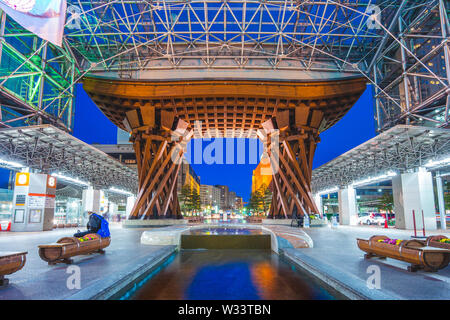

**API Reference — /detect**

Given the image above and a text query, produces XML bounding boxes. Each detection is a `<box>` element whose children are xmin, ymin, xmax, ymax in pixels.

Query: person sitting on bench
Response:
<box><xmin>74</xmin><ymin>211</ymin><xmax>110</xmax><ymax>238</ymax></box>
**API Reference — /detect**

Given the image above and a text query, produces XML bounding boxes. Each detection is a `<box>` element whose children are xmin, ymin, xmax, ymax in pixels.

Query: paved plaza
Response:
<box><xmin>0</xmin><ymin>225</ymin><xmax>175</xmax><ymax>300</ymax></box>
<box><xmin>284</xmin><ymin>225</ymin><xmax>450</xmax><ymax>300</ymax></box>
<box><xmin>0</xmin><ymin>223</ymin><xmax>448</xmax><ymax>300</ymax></box>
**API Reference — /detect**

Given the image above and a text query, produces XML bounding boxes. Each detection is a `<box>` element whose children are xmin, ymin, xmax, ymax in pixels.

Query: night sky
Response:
<box><xmin>70</xmin><ymin>83</ymin><xmax>376</xmax><ymax>202</ymax></box>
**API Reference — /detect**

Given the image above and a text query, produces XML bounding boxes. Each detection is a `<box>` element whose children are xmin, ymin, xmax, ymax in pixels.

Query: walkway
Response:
<box><xmin>284</xmin><ymin>225</ymin><xmax>450</xmax><ymax>300</ymax></box>
<box><xmin>1</xmin><ymin>223</ymin><xmax>449</xmax><ymax>300</ymax></box>
<box><xmin>0</xmin><ymin>225</ymin><xmax>175</xmax><ymax>300</ymax></box>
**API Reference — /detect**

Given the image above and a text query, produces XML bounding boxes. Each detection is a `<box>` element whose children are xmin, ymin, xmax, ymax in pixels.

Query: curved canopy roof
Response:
<box><xmin>312</xmin><ymin>125</ymin><xmax>450</xmax><ymax>193</ymax></box>
<box><xmin>0</xmin><ymin>125</ymin><xmax>138</xmax><ymax>193</ymax></box>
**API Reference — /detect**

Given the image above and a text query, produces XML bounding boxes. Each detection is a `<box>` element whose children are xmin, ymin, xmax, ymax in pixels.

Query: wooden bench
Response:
<box><xmin>357</xmin><ymin>235</ymin><xmax>449</xmax><ymax>272</ymax></box>
<box><xmin>426</xmin><ymin>235</ymin><xmax>450</xmax><ymax>250</ymax></box>
<box><xmin>0</xmin><ymin>251</ymin><xmax>27</xmax><ymax>288</ymax></box>
<box><xmin>38</xmin><ymin>233</ymin><xmax>111</xmax><ymax>265</ymax></box>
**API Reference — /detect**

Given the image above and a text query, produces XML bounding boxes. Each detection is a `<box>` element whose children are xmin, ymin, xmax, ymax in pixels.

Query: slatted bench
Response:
<box><xmin>38</xmin><ymin>233</ymin><xmax>111</xmax><ymax>265</ymax></box>
<box><xmin>0</xmin><ymin>251</ymin><xmax>27</xmax><ymax>288</ymax></box>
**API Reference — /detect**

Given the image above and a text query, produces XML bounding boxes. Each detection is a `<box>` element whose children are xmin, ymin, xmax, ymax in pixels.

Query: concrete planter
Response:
<box><xmin>262</xmin><ymin>219</ymin><xmax>292</xmax><ymax>226</ymax></box>
<box><xmin>310</xmin><ymin>219</ymin><xmax>327</xmax><ymax>227</ymax></box>
<box><xmin>122</xmin><ymin>219</ymin><xmax>188</xmax><ymax>228</ymax></box>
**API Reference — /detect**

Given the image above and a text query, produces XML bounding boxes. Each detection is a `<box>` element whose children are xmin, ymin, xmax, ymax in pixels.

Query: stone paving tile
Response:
<box><xmin>293</xmin><ymin>225</ymin><xmax>450</xmax><ymax>300</ymax></box>
<box><xmin>1</xmin><ymin>223</ymin><xmax>448</xmax><ymax>300</ymax></box>
<box><xmin>0</xmin><ymin>225</ymin><xmax>172</xmax><ymax>300</ymax></box>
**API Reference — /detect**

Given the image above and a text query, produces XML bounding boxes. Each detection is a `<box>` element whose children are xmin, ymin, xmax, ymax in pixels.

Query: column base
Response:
<box><xmin>262</xmin><ymin>219</ymin><xmax>292</xmax><ymax>226</ymax></box>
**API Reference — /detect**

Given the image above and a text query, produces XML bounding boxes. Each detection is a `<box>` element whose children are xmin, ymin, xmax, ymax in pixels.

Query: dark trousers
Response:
<box><xmin>74</xmin><ymin>230</ymin><xmax>97</xmax><ymax>238</ymax></box>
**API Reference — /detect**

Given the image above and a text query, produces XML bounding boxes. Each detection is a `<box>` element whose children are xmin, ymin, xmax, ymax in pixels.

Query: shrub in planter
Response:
<box><xmin>377</xmin><ymin>238</ymin><xmax>402</xmax><ymax>245</ymax></box>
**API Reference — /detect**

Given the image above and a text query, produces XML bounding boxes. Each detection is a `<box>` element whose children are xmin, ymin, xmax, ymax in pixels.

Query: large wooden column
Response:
<box><xmin>263</xmin><ymin>109</ymin><xmax>321</xmax><ymax>219</ymax></box>
<box><xmin>126</xmin><ymin>109</ymin><xmax>189</xmax><ymax>220</ymax></box>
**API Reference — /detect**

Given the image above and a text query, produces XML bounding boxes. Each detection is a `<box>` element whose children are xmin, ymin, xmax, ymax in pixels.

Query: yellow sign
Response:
<box><xmin>15</xmin><ymin>172</ymin><xmax>30</xmax><ymax>186</ymax></box>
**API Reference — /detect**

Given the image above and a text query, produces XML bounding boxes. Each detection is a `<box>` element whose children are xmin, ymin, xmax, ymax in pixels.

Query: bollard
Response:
<box><xmin>303</xmin><ymin>214</ymin><xmax>310</xmax><ymax>228</ymax></box>
<box><xmin>324</xmin><ymin>216</ymin><xmax>329</xmax><ymax>228</ymax></box>
<box><xmin>331</xmin><ymin>215</ymin><xmax>338</xmax><ymax>228</ymax></box>
<box><xmin>421</xmin><ymin>210</ymin><xmax>426</xmax><ymax>237</ymax></box>
<box><xmin>412</xmin><ymin>210</ymin><xmax>417</xmax><ymax>238</ymax></box>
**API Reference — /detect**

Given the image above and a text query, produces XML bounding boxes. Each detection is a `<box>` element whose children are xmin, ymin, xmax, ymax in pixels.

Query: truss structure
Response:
<box><xmin>66</xmin><ymin>0</ymin><xmax>450</xmax><ymax>131</ymax></box>
<box><xmin>104</xmin><ymin>190</ymin><xmax>128</xmax><ymax>205</ymax></box>
<box><xmin>67</xmin><ymin>0</ymin><xmax>382</xmax><ymax>75</ymax></box>
<box><xmin>372</xmin><ymin>0</ymin><xmax>450</xmax><ymax>131</ymax></box>
<box><xmin>311</xmin><ymin>125</ymin><xmax>450</xmax><ymax>193</ymax></box>
<box><xmin>0</xmin><ymin>1</ymin><xmax>448</xmax><ymax>218</ymax></box>
<box><xmin>0</xmin><ymin>125</ymin><xmax>138</xmax><ymax>193</ymax></box>
<box><xmin>56</xmin><ymin>185</ymin><xmax>83</xmax><ymax>199</ymax></box>
<box><xmin>0</xmin><ymin>11</ymin><xmax>78</xmax><ymax>131</ymax></box>
<box><xmin>0</xmin><ymin>0</ymin><xmax>447</xmax><ymax>131</ymax></box>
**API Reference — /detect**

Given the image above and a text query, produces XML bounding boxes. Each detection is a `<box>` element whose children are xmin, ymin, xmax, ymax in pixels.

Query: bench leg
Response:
<box><xmin>364</xmin><ymin>253</ymin><xmax>387</xmax><ymax>260</ymax></box>
<box><xmin>364</xmin><ymin>253</ymin><xmax>376</xmax><ymax>259</ymax></box>
<box><xmin>0</xmin><ymin>276</ymin><xmax>9</xmax><ymax>288</ymax></box>
<box><xmin>87</xmin><ymin>249</ymin><xmax>105</xmax><ymax>255</ymax></box>
<box><xmin>48</xmin><ymin>258</ymin><xmax>73</xmax><ymax>265</ymax></box>
<box><xmin>407</xmin><ymin>265</ymin><xmax>422</xmax><ymax>272</ymax></box>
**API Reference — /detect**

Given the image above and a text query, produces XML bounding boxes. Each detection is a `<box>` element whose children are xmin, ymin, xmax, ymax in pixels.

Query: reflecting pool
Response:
<box><xmin>129</xmin><ymin>250</ymin><xmax>337</xmax><ymax>300</ymax></box>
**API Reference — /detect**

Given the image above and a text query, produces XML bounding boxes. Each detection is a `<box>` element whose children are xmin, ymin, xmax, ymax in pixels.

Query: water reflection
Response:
<box><xmin>188</xmin><ymin>227</ymin><xmax>265</xmax><ymax>235</ymax></box>
<box><xmin>203</xmin><ymin>218</ymin><xmax>248</xmax><ymax>224</ymax></box>
<box><xmin>187</xmin><ymin>262</ymin><xmax>260</xmax><ymax>300</ymax></box>
<box><xmin>131</xmin><ymin>250</ymin><xmax>336</xmax><ymax>300</ymax></box>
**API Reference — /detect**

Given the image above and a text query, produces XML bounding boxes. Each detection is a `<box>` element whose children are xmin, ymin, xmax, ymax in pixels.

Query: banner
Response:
<box><xmin>0</xmin><ymin>0</ymin><xmax>67</xmax><ymax>47</ymax></box>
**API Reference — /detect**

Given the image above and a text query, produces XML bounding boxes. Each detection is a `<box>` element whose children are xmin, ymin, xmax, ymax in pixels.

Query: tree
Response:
<box><xmin>248</xmin><ymin>192</ymin><xmax>261</xmax><ymax>213</ymax></box>
<box><xmin>179</xmin><ymin>184</ymin><xmax>194</xmax><ymax>214</ymax></box>
<box><xmin>257</xmin><ymin>183</ymin><xmax>272</xmax><ymax>213</ymax></box>
<box><xmin>376</xmin><ymin>193</ymin><xmax>393</xmax><ymax>214</ymax></box>
<box><xmin>247</xmin><ymin>183</ymin><xmax>272</xmax><ymax>215</ymax></box>
<box><xmin>179</xmin><ymin>184</ymin><xmax>201</xmax><ymax>215</ymax></box>
<box><xmin>192</xmin><ymin>188</ymin><xmax>201</xmax><ymax>212</ymax></box>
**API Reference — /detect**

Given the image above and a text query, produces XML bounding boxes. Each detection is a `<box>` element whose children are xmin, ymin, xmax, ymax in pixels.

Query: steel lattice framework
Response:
<box><xmin>0</xmin><ymin>11</ymin><xmax>78</xmax><ymax>131</ymax></box>
<box><xmin>311</xmin><ymin>125</ymin><xmax>450</xmax><ymax>193</ymax></box>
<box><xmin>0</xmin><ymin>0</ymin><xmax>447</xmax><ymax>131</ymax></box>
<box><xmin>67</xmin><ymin>0</ymin><xmax>450</xmax><ymax>132</ymax></box>
<box><xmin>0</xmin><ymin>0</ymin><xmax>447</xmax><ymax>212</ymax></box>
<box><xmin>67</xmin><ymin>0</ymin><xmax>380</xmax><ymax>75</ymax></box>
<box><xmin>0</xmin><ymin>125</ymin><xmax>138</xmax><ymax>192</ymax></box>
